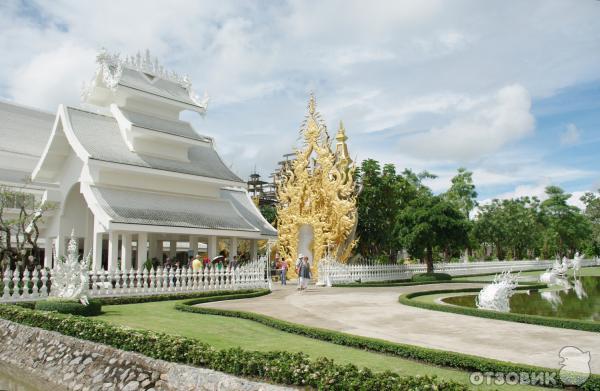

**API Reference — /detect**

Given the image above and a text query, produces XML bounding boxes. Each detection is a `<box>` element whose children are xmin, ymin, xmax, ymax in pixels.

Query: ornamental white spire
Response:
<box><xmin>82</xmin><ymin>48</ymin><xmax>209</xmax><ymax>110</ymax></box>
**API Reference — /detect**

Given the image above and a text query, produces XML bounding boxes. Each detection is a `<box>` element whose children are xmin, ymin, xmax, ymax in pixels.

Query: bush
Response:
<box><xmin>35</xmin><ymin>299</ymin><xmax>102</xmax><ymax>316</ymax></box>
<box><xmin>175</xmin><ymin>297</ymin><xmax>600</xmax><ymax>390</ymax></box>
<box><xmin>399</xmin><ymin>286</ymin><xmax>600</xmax><ymax>333</ymax></box>
<box><xmin>0</xmin><ymin>303</ymin><xmax>468</xmax><ymax>391</ymax></box>
<box><xmin>95</xmin><ymin>289</ymin><xmax>269</xmax><ymax>306</ymax></box>
<box><xmin>412</xmin><ymin>272</ymin><xmax>452</xmax><ymax>282</ymax></box>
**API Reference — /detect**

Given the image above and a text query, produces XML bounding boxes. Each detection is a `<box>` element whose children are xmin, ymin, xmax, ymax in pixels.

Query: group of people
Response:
<box><xmin>275</xmin><ymin>253</ymin><xmax>312</xmax><ymax>291</ymax></box>
<box><xmin>188</xmin><ymin>254</ymin><xmax>240</xmax><ymax>272</ymax></box>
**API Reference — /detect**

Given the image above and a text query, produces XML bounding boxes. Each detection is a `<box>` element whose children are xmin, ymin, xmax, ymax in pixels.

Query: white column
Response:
<box><xmin>108</xmin><ymin>231</ymin><xmax>119</xmax><ymax>271</ymax></box>
<box><xmin>147</xmin><ymin>234</ymin><xmax>157</xmax><ymax>260</ymax></box>
<box><xmin>44</xmin><ymin>238</ymin><xmax>53</xmax><ymax>269</ymax></box>
<box><xmin>121</xmin><ymin>232</ymin><xmax>132</xmax><ymax>271</ymax></box>
<box><xmin>189</xmin><ymin>236</ymin><xmax>198</xmax><ymax>256</ymax></box>
<box><xmin>137</xmin><ymin>232</ymin><xmax>148</xmax><ymax>271</ymax></box>
<box><xmin>251</xmin><ymin>239</ymin><xmax>258</xmax><ymax>261</ymax></box>
<box><xmin>230</xmin><ymin>237</ymin><xmax>238</xmax><ymax>259</ymax></box>
<box><xmin>84</xmin><ymin>209</ymin><xmax>94</xmax><ymax>258</ymax></box>
<box><xmin>55</xmin><ymin>234</ymin><xmax>65</xmax><ymax>258</ymax></box>
<box><xmin>92</xmin><ymin>219</ymin><xmax>103</xmax><ymax>271</ymax></box>
<box><xmin>208</xmin><ymin>236</ymin><xmax>217</xmax><ymax>259</ymax></box>
<box><xmin>169</xmin><ymin>240</ymin><xmax>177</xmax><ymax>259</ymax></box>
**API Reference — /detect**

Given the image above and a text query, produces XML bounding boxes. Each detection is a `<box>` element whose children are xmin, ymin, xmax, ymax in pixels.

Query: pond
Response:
<box><xmin>443</xmin><ymin>276</ymin><xmax>600</xmax><ymax>321</ymax></box>
<box><xmin>0</xmin><ymin>365</ymin><xmax>63</xmax><ymax>391</ymax></box>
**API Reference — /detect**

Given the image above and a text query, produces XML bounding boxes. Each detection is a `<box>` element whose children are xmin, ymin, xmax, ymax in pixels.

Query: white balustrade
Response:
<box><xmin>318</xmin><ymin>257</ymin><xmax>600</xmax><ymax>285</ymax></box>
<box><xmin>0</xmin><ymin>257</ymin><xmax>269</xmax><ymax>303</ymax></box>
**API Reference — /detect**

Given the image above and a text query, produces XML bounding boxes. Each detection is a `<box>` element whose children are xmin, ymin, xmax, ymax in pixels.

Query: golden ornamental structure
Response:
<box><xmin>276</xmin><ymin>95</ymin><xmax>357</xmax><ymax>276</ymax></box>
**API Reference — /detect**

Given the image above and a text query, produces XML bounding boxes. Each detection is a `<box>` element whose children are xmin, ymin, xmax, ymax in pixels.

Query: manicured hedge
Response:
<box><xmin>0</xmin><ymin>303</ymin><xmax>468</xmax><ymax>391</ymax></box>
<box><xmin>412</xmin><ymin>272</ymin><xmax>452</xmax><ymax>282</ymax></box>
<box><xmin>35</xmin><ymin>299</ymin><xmax>102</xmax><ymax>316</ymax></box>
<box><xmin>399</xmin><ymin>286</ymin><xmax>600</xmax><ymax>333</ymax></box>
<box><xmin>95</xmin><ymin>289</ymin><xmax>270</xmax><ymax>306</ymax></box>
<box><xmin>176</xmin><ymin>293</ymin><xmax>600</xmax><ymax>390</ymax></box>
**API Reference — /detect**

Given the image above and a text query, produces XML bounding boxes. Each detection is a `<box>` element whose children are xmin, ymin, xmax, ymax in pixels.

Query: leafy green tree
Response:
<box><xmin>396</xmin><ymin>193</ymin><xmax>469</xmax><ymax>273</ymax></box>
<box><xmin>355</xmin><ymin>161</ymin><xmax>432</xmax><ymax>259</ymax></box>
<box><xmin>445</xmin><ymin>167</ymin><xmax>478</xmax><ymax>218</ymax></box>
<box><xmin>259</xmin><ymin>204</ymin><xmax>277</xmax><ymax>227</ymax></box>
<box><xmin>580</xmin><ymin>190</ymin><xmax>600</xmax><ymax>256</ymax></box>
<box><xmin>539</xmin><ymin>186</ymin><xmax>591</xmax><ymax>258</ymax></box>
<box><xmin>474</xmin><ymin>197</ymin><xmax>541</xmax><ymax>260</ymax></box>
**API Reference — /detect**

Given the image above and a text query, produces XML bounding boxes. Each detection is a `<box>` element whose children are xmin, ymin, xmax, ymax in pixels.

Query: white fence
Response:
<box><xmin>0</xmin><ymin>259</ymin><xmax>269</xmax><ymax>303</ymax></box>
<box><xmin>317</xmin><ymin>258</ymin><xmax>600</xmax><ymax>285</ymax></box>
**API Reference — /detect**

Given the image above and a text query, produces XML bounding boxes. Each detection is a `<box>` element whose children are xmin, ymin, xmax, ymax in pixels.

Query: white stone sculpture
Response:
<box><xmin>570</xmin><ymin>252</ymin><xmax>583</xmax><ymax>278</ymax></box>
<box><xmin>540</xmin><ymin>257</ymin><xmax>569</xmax><ymax>284</ymax></box>
<box><xmin>476</xmin><ymin>270</ymin><xmax>520</xmax><ymax>312</ymax></box>
<box><xmin>51</xmin><ymin>231</ymin><xmax>91</xmax><ymax>305</ymax></box>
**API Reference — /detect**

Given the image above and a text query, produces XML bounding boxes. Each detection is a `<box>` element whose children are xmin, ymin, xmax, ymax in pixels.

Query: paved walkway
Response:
<box><xmin>198</xmin><ymin>283</ymin><xmax>600</xmax><ymax>373</ymax></box>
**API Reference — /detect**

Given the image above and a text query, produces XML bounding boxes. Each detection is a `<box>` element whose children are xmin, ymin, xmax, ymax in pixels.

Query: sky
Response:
<box><xmin>1</xmin><ymin>0</ymin><xmax>599</xmax><ymax>208</ymax></box>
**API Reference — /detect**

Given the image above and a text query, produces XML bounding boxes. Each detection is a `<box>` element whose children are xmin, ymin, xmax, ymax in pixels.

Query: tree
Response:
<box><xmin>539</xmin><ymin>186</ymin><xmax>591</xmax><ymax>258</ymax></box>
<box><xmin>474</xmin><ymin>197</ymin><xmax>540</xmax><ymax>260</ymax></box>
<box><xmin>580</xmin><ymin>190</ymin><xmax>600</xmax><ymax>256</ymax></box>
<box><xmin>355</xmin><ymin>161</ymin><xmax>427</xmax><ymax>259</ymax></box>
<box><xmin>259</xmin><ymin>204</ymin><xmax>277</xmax><ymax>227</ymax></box>
<box><xmin>396</xmin><ymin>193</ymin><xmax>469</xmax><ymax>273</ymax></box>
<box><xmin>445</xmin><ymin>167</ymin><xmax>478</xmax><ymax>219</ymax></box>
<box><xmin>0</xmin><ymin>186</ymin><xmax>52</xmax><ymax>270</ymax></box>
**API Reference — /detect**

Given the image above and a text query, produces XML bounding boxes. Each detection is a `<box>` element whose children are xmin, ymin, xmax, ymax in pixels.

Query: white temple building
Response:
<box><xmin>0</xmin><ymin>50</ymin><xmax>277</xmax><ymax>271</ymax></box>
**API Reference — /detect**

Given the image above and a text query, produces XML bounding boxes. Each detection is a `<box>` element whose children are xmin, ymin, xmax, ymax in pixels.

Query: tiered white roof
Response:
<box><xmin>1</xmin><ymin>49</ymin><xmax>276</xmax><ymax>239</ymax></box>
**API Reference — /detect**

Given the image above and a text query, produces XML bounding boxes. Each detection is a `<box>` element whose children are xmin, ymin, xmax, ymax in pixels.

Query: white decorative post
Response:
<box><xmin>56</xmin><ymin>234</ymin><xmax>65</xmax><ymax>258</ymax></box>
<box><xmin>108</xmin><ymin>231</ymin><xmax>119</xmax><ymax>271</ymax></box>
<box><xmin>208</xmin><ymin>236</ymin><xmax>217</xmax><ymax>259</ymax></box>
<box><xmin>92</xmin><ymin>219</ymin><xmax>104</xmax><ymax>271</ymax></box>
<box><xmin>250</xmin><ymin>239</ymin><xmax>258</xmax><ymax>261</ymax></box>
<box><xmin>43</xmin><ymin>238</ymin><xmax>53</xmax><ymax>269</ymax></box>
<box><xmin>137</xmin><ymin>232</ymin><xmax>148</xmax><ymax>271</ymax></box>
<box><xmin>230</xmin><ymin>237</ymin><xmax>238</xmax><ymax>259</ymax></box>
<box><xmin>121</xmin><ymin>232</ymin><xmax>132</xmax><ymax>271</ymax></box>
<box><xmin>189</xmin><ymin>236</ymin><xmax>198</xmax><ymax>257</ymax></box>
<box><xmin>169</xmin><ymin>240</ymin><xmax>177</xmax><ymax>259</ymax></box>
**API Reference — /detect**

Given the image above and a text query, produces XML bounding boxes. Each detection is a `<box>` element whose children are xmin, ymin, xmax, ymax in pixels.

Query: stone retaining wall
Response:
<box><xmin>0</xmin><ymin>319</ymin><xmax>293</xmax><ymax>391</ymax></box>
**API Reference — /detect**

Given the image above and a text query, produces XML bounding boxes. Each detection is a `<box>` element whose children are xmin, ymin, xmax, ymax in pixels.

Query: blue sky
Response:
<box><xmin>1</xmin><ymin>0</ymin><xmax>599</xmax><ymax>207</ymax></box>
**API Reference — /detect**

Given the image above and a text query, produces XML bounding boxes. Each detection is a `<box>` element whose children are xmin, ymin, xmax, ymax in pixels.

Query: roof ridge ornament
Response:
<box><xmin>83</xmin><ymin>48</ymin><xmax>209</xmax><ymax>109</ymax></box>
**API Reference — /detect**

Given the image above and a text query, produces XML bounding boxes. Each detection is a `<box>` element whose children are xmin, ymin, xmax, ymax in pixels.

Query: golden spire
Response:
<box><xmin>276</xmin><ymin>95</ymin><xmax>358</xmax><ymax>276</ymax></box>
<box><xmin>335</xmin><ymin>120</ymin><xmax>352</xmax><ymax>167</ymax></box>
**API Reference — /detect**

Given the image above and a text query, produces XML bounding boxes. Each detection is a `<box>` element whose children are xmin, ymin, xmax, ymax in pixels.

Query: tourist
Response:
<box><xmin>280</xmin><ymin>257</ymin><xmax>288</xmax><ymax>285</ymax></box>
<box><xmin>298</xmin><ymin>256</ymin><xmax>311</xmax><ymax>291</ymax></box>
<box><xmin>231</xmin><ymin>255</ymin><xmax>238</xmax><ymax>269</ymax></box>
<box><xmin>192</xmin><ymin>254</ymin><xmax>203</xmax><ymax>272</ymax></box>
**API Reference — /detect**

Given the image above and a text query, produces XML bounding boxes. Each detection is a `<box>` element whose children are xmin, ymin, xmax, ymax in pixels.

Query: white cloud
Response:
<box><xmin>398</xmin><ymin>84</ymin><xmax>535</xmax><ymax>161</ymax></box>
<box><xmin>560</xmin><ymin>123</ymin><xmax>581</xmax><ymax>145</ymax></box>
<box><xmin>0</xmin><ymin>0</ymin><xmax>599</xmax><ymax>195</ymax></box>
<box><xmin>10</xmin><ymin>43</ymin><xmax>96</xmax><ymax>110</ymax></box>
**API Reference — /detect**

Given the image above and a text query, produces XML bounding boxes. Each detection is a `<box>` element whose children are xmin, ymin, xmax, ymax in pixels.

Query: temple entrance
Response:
<box><xmin>297</xmin><ymin>224</ymin><xmax>314</xmax><ymax>263</ymax></box>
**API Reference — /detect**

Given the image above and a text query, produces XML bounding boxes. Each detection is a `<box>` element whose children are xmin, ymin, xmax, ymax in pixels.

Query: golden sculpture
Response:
<box><xmin>276</xmin><ymin>95</ymin><xmax>357</xmax><ymax>276</ymax></box>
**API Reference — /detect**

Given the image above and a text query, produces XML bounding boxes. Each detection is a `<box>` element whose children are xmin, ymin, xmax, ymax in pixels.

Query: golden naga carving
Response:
<box><xmin>276</xmin><ymin>95</ymin><xmax>358</xmax><ymax>276</ymax></box>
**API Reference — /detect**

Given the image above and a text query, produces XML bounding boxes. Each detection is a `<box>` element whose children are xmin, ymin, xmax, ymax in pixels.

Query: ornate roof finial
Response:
<box><xmin>308</xmin><ymin>93</ymin><xmax>316</xmax><ymax>115</ymax></box>
<box><xmin>336</xmin><ymin>121</ymin><xmax>348</xmax><ymax>142</ymax></box>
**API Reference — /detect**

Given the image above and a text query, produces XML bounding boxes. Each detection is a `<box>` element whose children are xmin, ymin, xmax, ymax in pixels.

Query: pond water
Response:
<box><xmin>443</xmin><ymin>276</ymin><xmax>600</xmax><ymax>321</ymax></box>
<box><xmin>0</xmin><ymin>365</ymin><xmax>61</xmax><ymax>391</ymax></box>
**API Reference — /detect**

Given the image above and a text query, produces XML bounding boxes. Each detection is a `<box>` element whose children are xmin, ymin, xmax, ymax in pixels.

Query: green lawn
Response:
<box><xmin>98</xmin><ymin>299</ymin><xmax>542</xmax><ymax>390</ymax></box>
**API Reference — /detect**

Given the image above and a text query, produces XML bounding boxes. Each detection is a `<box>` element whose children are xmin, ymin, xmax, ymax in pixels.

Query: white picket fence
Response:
<box><xmin>0</xmin><ymin>258</ymin><xmax>269</xmax><ymax>303</ymax></box>
<box><xmin>317</xmin><ymin>258</ymin><xmax>600</xmax><ymax>285</ymax></box>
